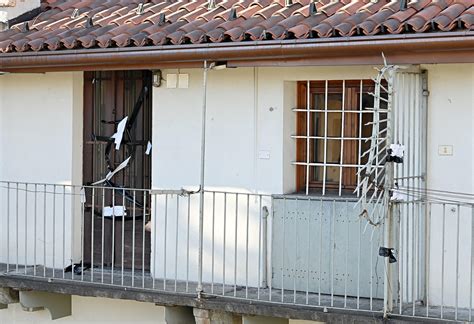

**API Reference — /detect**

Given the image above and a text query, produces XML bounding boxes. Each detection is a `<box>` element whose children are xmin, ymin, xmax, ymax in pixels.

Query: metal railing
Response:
<box><xmin>395</xmin><ymin>200</ymin><xmax>474</xmax><ymax>322</ymax></box>
<box><xmin>1</xmin><ymin>181</ymin><xmax>473</xmax><ymax>322</ymax></box>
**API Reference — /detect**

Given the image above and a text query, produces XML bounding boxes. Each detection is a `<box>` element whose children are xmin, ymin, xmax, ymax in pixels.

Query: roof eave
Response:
<box><xmin>1</xmin><ymin>31</ymin><xmax>473</xmax><ymax>72</ymax></box>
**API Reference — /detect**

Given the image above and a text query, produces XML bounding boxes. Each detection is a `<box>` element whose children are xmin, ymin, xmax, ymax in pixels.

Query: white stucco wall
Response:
<box><xmin>0</xmin><ymin>72</ymin><xmax>83</xmax><ymax>268</ymax></box>
<box><xmin>422</xmin><ymin>63</ymin><xmax>474</xmax><ymax>308</ymax></box>
<box><xmin>153</xmin><ymin>66</ymin><xmax>380</xmax><ymax>194</ymax></box>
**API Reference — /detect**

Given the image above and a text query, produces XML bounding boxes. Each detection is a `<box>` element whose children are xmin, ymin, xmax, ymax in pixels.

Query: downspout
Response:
<box><xmin>197</xmin><ymin>61</ymin><xmax>226</xmax><ymax>296</ymax></box>
<box><xmin>197</xmin><ymin>60</ymin><xmax>212</xmax><ymax>296</ymax></box>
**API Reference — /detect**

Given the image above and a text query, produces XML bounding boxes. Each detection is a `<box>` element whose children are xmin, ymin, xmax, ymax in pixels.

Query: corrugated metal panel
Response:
<box><xmin>271</xmin><ymin>198</ymin><xmax>384</xmax><ymax>299</ymax></box>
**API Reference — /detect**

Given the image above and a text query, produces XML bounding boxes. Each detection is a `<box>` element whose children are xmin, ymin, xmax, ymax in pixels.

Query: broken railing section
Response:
<box><xmin>353</xmin><ymin>55</ymin><xmax>407</xmax><ymax>317</ymax></box>
<box><xmin>89</xmin><ymin>85</ymin><xmax>152</xmax><ymax>228</ymax></box>
<box><xmin>355</xmin><ymin>54</ymin><xmax>401</xmax><ymax>228</ymax></box>
<box><xmin>90</xmin><ymin>84</ymin><xmax>151</xmax><ymax>188</ymax></box>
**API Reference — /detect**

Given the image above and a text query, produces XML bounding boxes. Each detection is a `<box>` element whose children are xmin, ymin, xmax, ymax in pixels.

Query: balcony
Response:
<box><xmin>1</xmin><ymin>181</ymin><xmax>473</xmax><ymax>322</ymax></box>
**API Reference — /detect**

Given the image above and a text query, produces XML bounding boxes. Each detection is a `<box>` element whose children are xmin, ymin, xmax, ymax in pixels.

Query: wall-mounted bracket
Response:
<box><xmin>19</xmin><ymin>291</ymin><xmax>71</xmax><ymax>320</ymax></box>
<box><xmin>0</xmin><ymin>287</ymin><xmax>19</xmax><ymax>309</ymax></box>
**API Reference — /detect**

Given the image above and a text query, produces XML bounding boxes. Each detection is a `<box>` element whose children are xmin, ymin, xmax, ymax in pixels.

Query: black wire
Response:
<box><xmin>396</xmin><ymin>185</ymin><xmax>474</xmax><ymax>198</ymax></box>
<box><xmin>395</xmin><ymin>188</ymin><xmax>473</xmax><ymax>205</ymax></box>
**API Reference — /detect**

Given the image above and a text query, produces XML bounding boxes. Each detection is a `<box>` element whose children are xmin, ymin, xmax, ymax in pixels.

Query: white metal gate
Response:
<box><xmin>393</xmin><ymin>69</ymin><xmax>428</xmax><ymax>308</ymax></box>
<box><xmin>272</xmin><ymin>68</ymin><xmax>428</xmax><ymax>306</ymax></box>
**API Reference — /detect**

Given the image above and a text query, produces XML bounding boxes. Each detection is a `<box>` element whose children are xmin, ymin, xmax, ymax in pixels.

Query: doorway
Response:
<box><xmin>82</xmin><ymin>70</ymin><xmax>152</xmax><ymax>271</ymax></box>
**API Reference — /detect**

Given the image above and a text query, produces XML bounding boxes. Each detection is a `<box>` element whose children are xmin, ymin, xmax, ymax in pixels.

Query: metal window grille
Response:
<box><xmin>293</xmin><ymin>80</ymin><xmax>388</xmax><ymax>196</ymax></box>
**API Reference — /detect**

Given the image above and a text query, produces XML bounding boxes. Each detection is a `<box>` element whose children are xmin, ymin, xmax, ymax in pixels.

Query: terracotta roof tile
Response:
<box><xmin>1</xmin><ymin>0</ymin><xmax>472</xmax><ymax>53</ymax></box>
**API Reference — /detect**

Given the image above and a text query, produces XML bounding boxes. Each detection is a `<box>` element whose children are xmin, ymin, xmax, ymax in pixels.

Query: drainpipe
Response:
<box><xmin>197</xmin><ymin>60</ymin><xmax>212</xmax><ymax>295</ymax></box>
<box><xmin>197</xmin><ymin>61</ymin><xmax>226</xmax><ymax>295</ymax></box>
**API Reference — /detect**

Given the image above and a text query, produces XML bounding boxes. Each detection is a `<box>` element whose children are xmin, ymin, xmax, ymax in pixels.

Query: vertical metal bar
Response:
<box><xmin>344</xmin><ymin>200</ymin><xmax>349</xmax><ymax>308</ymax></box>
<box><xmin>318</xmin><ymin>198</ymin><xmax>323</xmax><ymax>305</ymax></box>
<box><xmin>43</xmin><ymin>185</ymin><xmax>47</xmax><ymax>277</ymax></box>
<box><xmin>357</xmin><ymin>80</ymin><xmax>363</xmax><ymax>197</ymax></box>
<box><xmin>234</xmin><ymin>194</ymin><xmax>238</xmax><ymax>297</ymax></box>
<box><xmin>163</xmin><ymin>194</ymin><xmax>168</xmax><ymax>291</ymax></box>
<box><xmin>331</xmin><ymin>199</ymin><xmax>335</xmax><ymax>307</ymax></box>
<box><xmin>401</xmin><ymin>73</ymin><xmax>406</xmax><ymax>196</ymax></box>
<box><xmin>370</xmin><ymin>214</ymin><xmax>374</xmax><ymax>311</ymax></box>
<box><xmin>91</xmin><ymin>187</ymin><xmax>95</xmax><ymax>282</ymax></box>
<box><xmin>132</xmin><ymin>191</ymin><xmax>136</xmax><ymax>287</ymax></box>
<box><xmin>121</xmin><ymin>189</ymin><xmax>125</xmax><ymax>286</ymax></box>
<box><xmin>322</xmin><ymin>80</ymin><xmax>328</xmax><ymax>195</ymax></box>
<box><xmin>153</xmin><ymin>193</ymin><xmax>157</xmax><ymax>290</ymax></box>
<box><xmin>306</xmin><ymin>197</ymin><xmax>311</xmax><ymax>305</ymax></box>
<box><xmin>223</xmin><ymin>193</ymin><xmax>227</xmax><ymax>296</ymax></box>
<box><xmin>441</xmin><ymin>203</ymin><xmax>446</xmax><ymax>319</ymax></box>
<box><xmin>111</xmin><ymin>188</ymin><xmax>115</xmax><ymax>284</ymax></box>
<box><xmin>34</xmin><ymin>184</ymin><xmax>37</xmax><ymax>276</ymax></box>
<box><xmin>62</xmin><ymin>185</ymin><xmax>66</xmax><ymax>279</ymax></box>
<box><xmin>52</xmin><ymin>184</ymin><xmax>56</xmax><ymax>277</ymax></box>
<box><xmin>281</xmin><ymin>197</ymin><xmax>286</xmax><ymax>303</ymax></box>
<box><xmin>409</xmin><ymin>74</ymin><xmax>416</xmax><ymax>316</ymax></box>
<box><xmin>416</xmin><ymin>74</ymin><xmax>424</xmax><ymax>303</ymax></box>
<box><xmin>421</xmin><ymin>73</ymin><xmax>429</xmax><ymax>311</ymax></box>
<box><xmin>338</xmin><ymin>80</ymin><xmax>346</xmax><ymax>197</ymax></box>
<box><xmin>211</xmin><ymin>192</ymin><xmax>216</xmax><ymax>294</ymax></box>
<box><xmin>293</xmin><ymin>198</ymin><xmax>299</xmax><ymax>304</ymax></box>
<box><xmin>357</xmin><ymin>205</ymin><xmax>361</xmax><ymax>309</ymax></box>
<box><xmin>101</xmin><ymin>188</ymin><xmax>105</xmax><ymax>283</ymax></box>
<box><xmin>6</xmin><ymin>182</ymin><xmax>10</xmax><ymax>273</ymax></box>
<box><xmin>470</xmin><ymin>204</ymin><xmax>474</xmax><ymax>322</ymax></box>
<box><xmin>16</xmin><ymin>183</ymin><xmax>19</xmax><ymax>273</ymax></box>
<box><xmin>70</xmin><ymin>186</ymin><xmax>75</xmax><ymax>280</ymax></box>
<box><xmin>257</xmin><ymin>195</ymin><xmax>262</xmax><ymax>300</ymax></box>
<box><xmin>469</xmin><ymin>205</ymin><xmax>474</xmax><ymax>322</ymax></box>
<box><xmin>80</xmin><ymin>186</ymin><xmax>84</xmax><ymax>281</ymax></box>
<box><xmin>404</xmin><ymin>203</ymin><xmax>408</xmax><ymax>311</ymax></box>
<box><xmin>245</xmin><ymin>194</ymin><xmax>250</xmax><ymax>299</ymax></box>
<box><xmin>268</xmin><ymin>196</ymin><xmax>273</xmax><ymax>301</ymax></box>
<box><xmin>186</xmin><ymin>195</ymin><xmax>190</xmax><ymax>292</ymax></box>
<box><xmin>142</xmin><ymin>191</ymin><xmax>146</xmax><ymax>288</ymax></box>
<box><xmin>24</xmin><ymin>183</ymin><xmax>28</xmax><ymax>274</ymax></box>
<box><xmin>175</xmin><ymin>195</ymin><xmax>179</xmax><ymax>292</ymax></box>
<box><xmin>399</xmin><ymin>204</ymin><xmax>404</xmax><ymax>315</ymax></box>
<box><xmin>425</xmin><ymin>202</ymin><xmax>431</xmax><ymax>318</ymax></box>
<box><xmin>455</xmin><ymin>205</ymin><xmax>460</xmax><ymax>320</ymax></box>
<box><xmin>305</xmin><ymin>80</ymin><xmax>310</xmax><ymax>195</ymax></box>
<box><xmin>412</xmin><ymin>202</ymin><xmax>416</xmax><ymax>316</ymax></box>
<box><xmin>197</xmin><ymin>61</ymin><xmax>209</xmax><ymax>294</ymax></box>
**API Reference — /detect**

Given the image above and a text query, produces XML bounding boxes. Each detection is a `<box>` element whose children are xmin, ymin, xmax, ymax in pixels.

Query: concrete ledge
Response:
<box><xmin>0</xmin><ymin>275</ymin><xmax>449</xmax><ymax>323</ymax></box>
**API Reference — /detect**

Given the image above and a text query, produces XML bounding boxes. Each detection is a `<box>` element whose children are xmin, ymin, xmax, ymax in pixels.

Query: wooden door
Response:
<box><xmin>82</xmin><ymin>70</ymin><xmax>152</xmax><ymax>271</ymax></box>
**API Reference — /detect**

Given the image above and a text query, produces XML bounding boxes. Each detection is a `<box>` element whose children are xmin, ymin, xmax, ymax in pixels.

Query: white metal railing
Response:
<box><xmin>1</xmin><ymin>181</ymin><xmax>473</xmax><ymax>321</ymax></box>
<box><xmin>395</xmin><ymin>199</ymin><xmax>474</xmax><ymax>322</ymax></box>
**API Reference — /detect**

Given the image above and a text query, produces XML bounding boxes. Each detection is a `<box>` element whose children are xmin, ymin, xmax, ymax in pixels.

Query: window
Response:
<box><xmin>294</xmin><ymin>80</ymin><xmax>387</xmax><ymax>196</ymax></box>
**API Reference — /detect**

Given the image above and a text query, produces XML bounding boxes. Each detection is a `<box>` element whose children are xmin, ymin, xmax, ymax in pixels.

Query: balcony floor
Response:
<box><xmin>0</xmin><ymin>263</ymin><xmax>470</xmax><ymax>323</ymax></box>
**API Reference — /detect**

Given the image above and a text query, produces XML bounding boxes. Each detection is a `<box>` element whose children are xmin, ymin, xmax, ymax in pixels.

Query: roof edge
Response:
<box><xmin>1</xmin><ymin>32</ymin><xmax>473</xmax><ymax>72</ymax></box>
